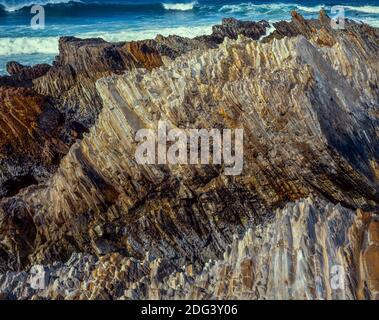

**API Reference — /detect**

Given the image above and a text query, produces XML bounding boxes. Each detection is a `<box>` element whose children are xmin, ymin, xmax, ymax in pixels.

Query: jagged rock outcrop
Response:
<box><xmin>0</xmin><ymin>197</ymin><xmax>377</xmax><ymax>300</ymax></box>
<box><xmin>0</xmin><ymin>18</ymin><xmax>269</xmax><ymax>203</ymax></box>
<box><xmin>32</xmin><ymin>37</ymin><xmax>164</xmax><ymax>127</ymax></box>
<box><xmin>0</xmin><ymin>12</ymin><xmax>378</xmax><ymax>300</ymax></box>
<box><xmin>0</xmin><ymin>62</ymin><xmax>50</xmax><ymax>88</ymax></box>
<box><xmin>0</xmin><ymin>87</ymin><xmax>69</xmax><ymax>198</ymax></box>
<box><xmin>6</xmin><ymin>61</ymin><xmax>51</xmax><ymax>82</ymax></box>
<box><xmin>33</xmin><ymin>18</ymin><xmax>269</xmax><ymax>127</ymax></box>
<box><xmin>265</xmin><ymin>10</ymin><xmax>379</xmax><ymax>51</ymax></box>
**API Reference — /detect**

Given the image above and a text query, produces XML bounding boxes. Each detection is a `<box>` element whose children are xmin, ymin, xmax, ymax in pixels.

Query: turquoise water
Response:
<box><xmin>0</xmin><ymin>0</ymin><xmax>379</xmax><ymax>74</ymax></box>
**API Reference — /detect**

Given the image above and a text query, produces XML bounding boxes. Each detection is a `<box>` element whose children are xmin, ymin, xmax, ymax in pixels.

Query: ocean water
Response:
<box><xmin>0</xmin><ymin>0</ymin><xmax>379</xmax><ymax>74</ymax></box>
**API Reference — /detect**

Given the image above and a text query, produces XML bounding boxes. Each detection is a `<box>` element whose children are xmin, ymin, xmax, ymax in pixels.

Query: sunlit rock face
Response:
<box><xmin>0</xmin><ymin>18</ymin><xmax>269</xmax><ymax>202</ymax></box>
<box><xmin>184</xmin><ymin>198</ymin><xmax>379</xmax><ymax>300</ymax></box>
<box><xmin>0</xmin><ymin>12</ymin><xmax>378</xmax><ymax>300</ymax></box>
<box><xmin>32</xmin><ymin>18</ymin><xmax>269</xmax><ymax>128</ymax></box>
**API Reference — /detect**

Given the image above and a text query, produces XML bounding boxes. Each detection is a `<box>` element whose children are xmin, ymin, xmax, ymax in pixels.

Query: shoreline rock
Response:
<box><xmin>0</xmin><ymin>197</ymin><xmax>377</xmax><ymax>300</ymax></box>
<box><xmin>0</xmin><ymin>12</ymin><xmax>378</xmax><ymax>300</ymax></box>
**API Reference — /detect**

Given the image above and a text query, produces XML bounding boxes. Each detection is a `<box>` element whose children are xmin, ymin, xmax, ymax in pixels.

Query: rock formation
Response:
<box><xmin>0</xmin><ymin>12</ymin><xmax>378</xmax><ymax>300</ymax></box>
<box><xmin>0</xmin><ymin>197</ymin><xmax>377</xmax><ymax>300</ymax></box>
<box><xmin>0</xmin><ymin>87</ymin><xmax>70</xmax><ymax>198</ymax></box>
<box><xmin>0</xmin><ymin>18</ymin><xmax>269</xmax><ymax>200</ymax></box>
<box><xmin>33</xmin><ymin>18</ymin><xmax>269</xmax><ymax>127</ymax></box>
<box><xmin>0</xmin><ymin>62</ymin><xmax>50</xmax><ymax>88</ymax></box>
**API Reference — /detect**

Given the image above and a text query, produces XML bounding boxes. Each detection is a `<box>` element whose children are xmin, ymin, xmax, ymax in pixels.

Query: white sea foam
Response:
<box><xmin>259</xmin><ymin>23</ymin><xmax>276</xmax><ymax>41</ymax></box>
<box><xmin>0</xmin><ymin>25</ymin><xmax>213</xmax><ymax>56</ymax></box>
<box><xmin>0</xmin><ymin>36</ymin><xmax>59</xmax><ymax>55</ymax></box>
<box><xmin>219</xmin><ymin>3</ymin><xmax>326</xmax><ymax>14</ymax></box>
<box><xmin>83</xmin><ymin>24</ymin><xmax>212</xmax><ymax>42</ymax></box>
<box><xmin>218</xmin><ymin>2</ymin><xmax>379</xmax><ymax>16</ymax></box>
<box><xmin>345</xmin><ymin>5</ymin><xmax>379</xmax><ymax>14</ymax></box>
<box><xmin>162</xmin><ymin>1</ymin><xmax>197</xmax><ymax>11</ymax></box>
<box><xmin>358</xmin><ymin>17</ymin><xmax>379</xmax><ymax>27</ymax></box>
<box><xmin>296</xmin><ymin>5</ymin><xmax>325</xmax><ymax>13</ymax></box>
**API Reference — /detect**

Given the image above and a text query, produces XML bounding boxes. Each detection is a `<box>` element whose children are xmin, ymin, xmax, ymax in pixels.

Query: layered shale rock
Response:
<box><xmin>0</xmin><ymin>87</ymin><xmax>69</xmax><ymax>198</ymax></box>
<box><xmin>0</xmin><ymin>197</ymin><xmax>377</xmax><ymax>300</ymax></box>
<box><xmin>0</xmin><ymin>18</ymin><xmax>269</xmax><ymax>204</ymax></box>
<box><xmin>32</xmin><ymin>37</ymin><xmax>164</xmax><ymax>127</ymax></box>
<box><xmin>0</xmin><ymin>13</ymin><xmax>378</xmax><ymax>300</ymax></box>
<box><xmin>0</xmin><ymin>62</ymin><xmax>50</xmax><ymax>88</ymax></box>
<box><xmin>33</xmin><ymin>18</ymin><xmax>269</xmax><ymax>127</ymax></box>
<box><xmin>6</xmin><ymin>62</ymin><xmax>51</xmax><ymax>84</ymax></box>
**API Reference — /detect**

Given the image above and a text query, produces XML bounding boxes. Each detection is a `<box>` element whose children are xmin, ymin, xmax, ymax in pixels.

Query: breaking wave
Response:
<box><xmin>344</xmin><ymin>5</ymin><xmax>379</xmax><ymax>14</ymax></box>
<box><xmin>218</xmin><ymin>2</ymin><xmax>379</xmax><ymax>16</ymax></box>
<box><xmin>2</xmin><ymin>1</ymin><xmax>379</xmax><ymax>17</ymax></box>
<box><xmin>0</xmin><ymin>24</ymin><xmax>212</xmax><ymax>56</ymax></box>
<box><xmin>0</xmin><ymin>36</ymin><xmax>59</xmax><ymax>55</ymax></box>
<box><xmin>162</xmin><ymin>2</ymin><xmax>197</xmax><ymax>11</ymax></box>
<box><xmin>218</xmin><ymin>3</ymin><xmax>326</xmax><ymax>15</ymax></box>
<box><xmin>0</xmin><ymin>0</ymin><xmax>200</xmax><ymax>13</ymax></box>
<box><xmin>0</xmin><ymin>0</ymin><xmax>81</xmax><ymax>12</ymax></box>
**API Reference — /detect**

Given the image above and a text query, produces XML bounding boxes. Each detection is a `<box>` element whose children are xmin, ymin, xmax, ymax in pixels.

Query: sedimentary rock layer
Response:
<box><xmin>33</xmin><ymin>18</ymin><xmax>269</xmax><ymax>127</ymax></box>
<box><xmin>0</xmin><ymin>18</ymin><xmax>269</xmax><ymax>199</ymax></box>
<box><xmin>0</xmin><ymin>197</ymin><xmax>377</xmax><ymax>300</ymax></box>
<box><xmin>0</xmin><ymin>12</ymin><xmax>378</xmax><ymax>300</ymax></box>
<box><xmin>0</xmin><ymin>87</ymin><xmax>69</xmax><ymax>197</ymax></box>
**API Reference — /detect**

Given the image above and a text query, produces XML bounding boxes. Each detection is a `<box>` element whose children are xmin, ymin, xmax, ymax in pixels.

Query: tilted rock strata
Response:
<box><xmin>0</xmin><ymin>198</ymin><xmax>377</xmax><ymax>300</ymax></box>
<box><xmin>6</xmin><ymin>61</ymin><xmax>51</xmax><ymax>84</ymax></box>
<box><xmin>0</xmin><ymin>87</ymin><xmax>69</xmax><ymax>197</ymax></box>
<box><xmin>0</xmin><ymin>18</ymin><xmax>268</xmax><ymax>203</ymax></box>
<box><xmin>0</xmin><ymin>61</ymin><xmax>51</xmax><ymax>88</ymax></box>
<box><xmin>33</xmin><ymin>18</ymin><xmax>269</xmax><ymax>127</ymax></box>
<box><xmin>0</xmin><ymin>13</ymin><xmax>377</xmax><ymax>300</ymax></box>
<box><xmin>0</xmin><ymin>13</ymin><xmax>378</xmax><ymax>274</ymax></box>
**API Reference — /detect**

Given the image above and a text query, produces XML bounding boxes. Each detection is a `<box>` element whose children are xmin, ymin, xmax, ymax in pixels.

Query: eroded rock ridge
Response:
<box><xmin>0</xmin><ymin>12</ymin><xmax>378</xmax><ymax>300</ymax></box>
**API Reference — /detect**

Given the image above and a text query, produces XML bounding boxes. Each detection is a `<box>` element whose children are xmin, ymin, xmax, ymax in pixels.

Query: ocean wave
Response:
<box><xmin>362</xmin><ymin>18</ymin><xmax>379</xmax><ymax>27</ymax></box>
<box><xmin>82</xmin><ymin>24</ymin><xmax>212</xmax><ymax>41</ymax></box>
<box><xmin>218</xmin><ymin>2</ymin><xmax>379</xmax><ymax>17</ymax></box>
<box><xmin>0</xmin><ymin>0</ymin><xmax>82</xmax><ymax>12</ymax></box>
<box><xmin>296</xmin><ymin>5</ymin><xmax>325</xmax><ymax>13</ymax></box>
<box><xmin>0</xmin><ymin>24</ymin><xmax>212</xmax><ymax>56</ymax></box>
<box><xmin>0</xmin><ymin>36</ymin><xmax>59</xmax><ymax>55</ymax></box>
<box><xmin>345</xmin><ymin>5</ymin><xmax>379</xmax><ymax>14</ymax></box>
<box><xmin>2</xmin><ymin>1</ymin><xmax>379</xmax><ymax>17</ymax></box>
<box><xmin>218</xmin><ymin>2</ymin><xmax>326</xmax><ymax>15</ymax></box>
<box><xmin>162</xmin><ymin>1</ymin><xmax>197</xmax><ymax>11</ymax></box>
<box><xmin>0</xmin><ymin>0</ymin><xmax>200</xmax><ymax>13</ymax></box>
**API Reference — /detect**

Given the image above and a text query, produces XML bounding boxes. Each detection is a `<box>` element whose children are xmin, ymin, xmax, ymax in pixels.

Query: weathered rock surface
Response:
<box><xmin>0</xmin><ymin>62</ymin><xmax>51</xmax><ymax>88</ymax></box>
<box><xmin>0</xmin><ymin>197</ymin><xmax>377</xmax><ymax>300</ymax></box>
<box><xmin>6</xmin><ymin>61</ymin><xmax>51</xmax><ymax>82</ymax></box>
<box><xmin>0</xmin><ymin>18</ymin><xmax>268</xmax><ymax>204</ymax></box>
<box><xmin>33</xmin><ymin>18</ymin><xmax>269</xmax><ymax>127</ymax></box>
<box><xmin>0</xmin><ymin>87</ymin><xmax>69</xmax><ymax>198</ymax></box>
<box><xmin>0</xmin><ymin>12</ymin><xmax>378</xmax><ymax>300</ymax></box>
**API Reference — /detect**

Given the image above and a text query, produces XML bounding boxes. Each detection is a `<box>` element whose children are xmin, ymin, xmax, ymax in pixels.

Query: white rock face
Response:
<box><xmin>186</xmin><ymin>197</ymin><xmax>378</xmax><ymax>300</ymax></box>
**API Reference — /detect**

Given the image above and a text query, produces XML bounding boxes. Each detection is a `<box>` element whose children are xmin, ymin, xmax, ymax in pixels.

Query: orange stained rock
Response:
<box><xmin>125</xmin><ymin>42</ymin><xmax>163</xmax><ymax>71</ymax></box>
<box><xmin>364</xmin><ymin>244</ymin><xmax>379</xmax><ymax>294</ymax></box>
<box><xmin>0</xmin><ymin>87</ymin><xmax>45</xmax><ymax>152</ymax></box>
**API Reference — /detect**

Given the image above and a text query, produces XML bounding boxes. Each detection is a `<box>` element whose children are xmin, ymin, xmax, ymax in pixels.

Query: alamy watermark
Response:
<box><xmin>29</xmin><ymin>265</ymin><xmax>49</xmax><ymax>290</ymax></box>
<box><xmin>315</xmin><ymin>265</ymin><xmax>346</xmax><ymax>299</ymax></box>
<box><xmin>330</xmin><ymin>6</ymin><xmax>346</xmax><ymax>30</ymax></box>
<box><xmin>31</xmin><ymin>5</ymin><xmax>45</xmax><ymax>30</ymax></box>
<box><xmin>134</xmin><ymin>121</ymin><xmax>244</xmax><ymax>176</ymax></box>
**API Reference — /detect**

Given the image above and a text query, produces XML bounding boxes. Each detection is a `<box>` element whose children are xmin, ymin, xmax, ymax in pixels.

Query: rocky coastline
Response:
<box><xmin>0</xmin><ymin>12</ymin><xmax>378</xmax><ymax>300</ymax></box>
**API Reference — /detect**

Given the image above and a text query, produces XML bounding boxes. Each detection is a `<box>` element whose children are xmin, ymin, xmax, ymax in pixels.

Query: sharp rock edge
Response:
<box><xmin>0</xmin><ymin>12</ymin><xmax>378</xmax><ymax>300</ymax></box>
